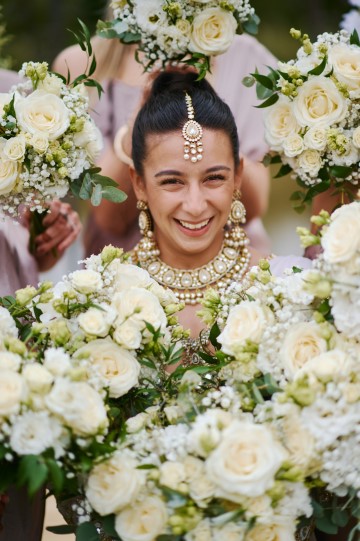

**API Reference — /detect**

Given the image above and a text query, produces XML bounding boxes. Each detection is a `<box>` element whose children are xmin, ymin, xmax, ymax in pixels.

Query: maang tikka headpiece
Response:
<box><xmin>182</xmin><ymin>92</ymin><xmax>203</xmax><ymax>163</ymax></box>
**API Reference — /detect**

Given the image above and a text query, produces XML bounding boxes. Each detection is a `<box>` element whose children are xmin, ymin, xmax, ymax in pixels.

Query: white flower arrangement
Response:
<box><xmin>79</xmin><ymin>384</ymin><xmax>312</xmax><ymax>541</ymax></box>
<box><xmin>0</xmin><ymin>60</ymin><xmax>125</xmax><ymax>216</ymax></box>
<box><xmin>98</xmin><ymin>0</ymin><xmax>258</xmax><ymax>79</ymax></box>
<box><xmin>248</xmin><ymin>29</ymin><xmax>360</xmax><ymax>209</ymax></box>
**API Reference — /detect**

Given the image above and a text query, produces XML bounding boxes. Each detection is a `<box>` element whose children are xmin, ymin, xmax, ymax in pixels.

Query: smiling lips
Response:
<box><xmin>177</xmin><ymin>218</ymin><xmax>211</xmax><ymax>231</ymax></box>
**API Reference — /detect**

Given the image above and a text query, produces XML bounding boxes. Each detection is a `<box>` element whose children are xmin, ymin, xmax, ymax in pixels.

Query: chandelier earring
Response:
<box><xmin>137</xmin><ymin>200</ymin><xmax>153</xmax><ymax>237</ymax></box>
<box><xmin>228</xmin><ymin>190</ymin><xmax>246</xmax><ymax>227</ymax></box>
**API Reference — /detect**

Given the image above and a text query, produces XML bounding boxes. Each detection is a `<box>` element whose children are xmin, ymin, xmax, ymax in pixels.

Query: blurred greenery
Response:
<box><xmin>0</xmin><ymin>0</ymin><xmax>353</xmax><ymax>69</ymax></box>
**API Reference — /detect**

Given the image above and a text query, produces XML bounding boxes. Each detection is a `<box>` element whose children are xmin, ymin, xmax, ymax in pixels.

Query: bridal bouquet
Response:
<box><xmin>0</xmin><ymin>245</ymin><xmax>184</xmax><ymax>499</ymax></box>
<box><xmin>97</xmin><ymin>0</ymin><xmax>259</xmax><ymax>79</ymax></box>
<box><xmin>247</xmin><ymin>29</ymin><xmax>360</xmax><ymax>208</ymax></box>
<box><xmin>70</xmin><ymin>380</ymin><xmax>312</xmax><ymax>541</ymax></box>
<box><xmin>0</xmin><ymin>60</ymin><xmax>125</xmax><ymax>217</ymax></box>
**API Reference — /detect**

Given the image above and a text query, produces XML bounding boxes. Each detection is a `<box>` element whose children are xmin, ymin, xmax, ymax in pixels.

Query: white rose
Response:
<box><xmin>297</xmin><ymin>149</ymin><xmax>323</xmax><ymax>177</ymax></box>
<box><xmin>264</xmin><ymin>97</ymin><xmax>299</xmax><ymax>151</ymax></box>
<box><xmin>280</xmin><ymin>322</ymin><xmax>328</xmax><ymax>379</ymax></box>
<box><xmin>3</xmin><ymin>135</ymin><xmax>26</xmax><ymax>161</ymax></box>
<box><xmin>293</xmin><ymin>76</ymin><xmax>347</xmax><ymax>127</ymax></box>
<box><xmin>37</xmin><ymin>73</ymin><xmax>63</xmax><ymax>95</ymax></box>
<box><xmin>245</xmin><ymin>495</ymin><xmax>273</xmax><ymax>522</ymax></box>
<box><xmin>30</xmin><ymin>131</ymin><xmax>49</xmax><ymax>154</ymax></box>
<box><xmin>189</xmin><ymin>474</ymin><xmax>215</xmax><ymax>505</ymax></box>
<box><xmin>188</xmin><ymin>409</ymin><xmax>233</xmax><ymax>457</ymax></box>
<box><xmin>0</xmin><ymin>154</ymin><xmax>20</xmax><ymax>195</ymax></box>
<box><xmin>283</xmin><ymin>133</ymin><xmax>304</xmax><ymax>157</ymax></box>
<box><xmin>189</xmin><ymin>8</ymin><xmax>237</xmax><ymax>56</ymax></box>
<box><xmin>78</xmin><ymin>307</ymin><xmax>112</xmax><ymax>337</ymax></box>
<box><xmin>245</xmin><ymin>522</ymin><xmax>296</xmax><ymax>541</ymax></box>
<box><xmin>164</xmin><ymin>405</ymin><xmax>182</xmax><ymax>424</ymax></box>
<box><xmin>126</xmin><ymin>412</ymin><xmax>148</xmax><ymax>433</ymax></box>
<box><xmin>184</xmin><ymin>519</ymin><xmax>212</xmax><ymax>541</ymax></box>
<box><xmin>148</xmin><ymin>281</ymin><xmax>178</xmax><ymax>306</ymax></box>
<box><xmin>70</xmin><ymin>269</ymin><xmax>103</xmax><ymax>294</ymax></box>
<box><xmin>353</xmin><ymin>126</ymin><xmax>360</xmax><ymax>149</ymax></box>
<box><xmin>86</xmin><ymin>451</ymin><xmax>145</xmax><ymax>515</ymax></box>
<box><xmin>0</xmin><ymin>93</ymin><xmax>12</xmax><ymax>117</ymax></box>
<box><xmin>75</xmin><ymin>339</ymin><xmax>140</xmax><ymax>398</ymax></box>
<box><xmin>10</xmin><ymin>411</ymin><xmax>64</xmax><ymax>455</ymax></box>
<box><xmin>45</xmin><ymin>378</ymin><xmax>108</xmax><ymax>436</ymax></box>
<box><xmin>15</xmin><ymin>90</ymin><xmax>70</xmax><ymax>140</ymax></box>
<box><xmin>303</xmin><ymin>126</ymin><xmax>327</xmax><ymax>150</ymax></box>
<box><xmin>73</xmin><ymin>120</ymin><xmax>103</xmax><ymax>161</ymax></box>
<box><xmin>110</xmin><ymin>262</ymin><xmax>155</xmax><ymax>292</ymax></box>
<box><xmin>218</xmin><ymin>301</ymin><xmax>273</xmax><ymax>356</ymax></box>
<box><xmin>281</xmin><ymin>412</ymin><xmax>318</xmax><ymax>474</ymax></box>
<box><xmin>0</xmin><ymin>351</ymin><xmax>21</xmax><ymax>371</ymax></box>
<box><xmin>159</xmin><ymin>461</ymin><xmax>186</xmax><ymax>490</ymax></box>
<box><xmin>0</xmin><ymin>306</ymin><xmax>18</xmax><ymax>339</ymax></box>
<box><xmin>328</xmin><ymin>43</ymin><xmax>360</xmax><ymax>97</ymax></box>
<box><xmin>113</xmin><ymin>319</ymin><xmax>142</xmax><ymax>350</ymax></box>
<box><xmin>297</xmin><ymin>349</ymin><xmax>350</xmax><ymax>384</ymax></box>
<box><xmin>112</xmin><ymin>288</ymin><xmax>167</xmax><ymax>338</ymax></box>
<box><xmin>0</xmin><ymin>370</ymin><xmax>27</xmax><ymax>417</ymax></box>
<box><xmin>205</xmin><ymin>421</ymin><xmax>287</xmax><ymax>501</ymax></box>
<box><xmin>43</xmin><ymin>347</ymin><xmax>71</xmax><ymax>376</ymax></box>
<box><xmin>213</xmin><ymin>523</ymin><xmax>246</xmax><ymax>541</ymax></box>
<box><xmin>322</xmin><ymin>202</ymin><xmax>360</xmax><ymax>267</ymax></box>
<box><xmin>22</xmin><ymin>363</ymin><xmax>53</xmax><ymax>393</ymax></box>
<box><xmin>115</xmin><ymin>495</ymin><xmax>167</xmax><ymax>541</ymax></box>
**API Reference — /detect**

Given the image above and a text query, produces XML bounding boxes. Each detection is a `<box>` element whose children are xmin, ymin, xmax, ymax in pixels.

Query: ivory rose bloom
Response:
<box><xmin>322</xmin><ymin>202</ymin><xmax>360</xmax><ymax>269</ymax></box>
<box><xmin>245</xmin><ymin>522</ymin><xmax>296</xmax><ymax>541</ymax></box>
<box><xmin>3</xmin><ymin>135</ymin><xmax>26</xmax><ymax>161</ymax></box>
<box><xmin>293</xmin><ymin>76</ymin><xmax>347</xmax><ymax>127</ymax></box>
<box><xmin>0</xmin><ymin>351</ymin><xmax>21</xmax><ymax>371</ymax></box>
<box><xmin>185</xmin><ymin>519</ymin><xmax>212</xmax><ymax>541</ymax></box>
<box><xmin>0</xmin><ymin>154</ymin><xmax>19</xmax><ymax>195</ymax></box>
<box><xmin>22</xmin><ymin>363</ymin><xmax>53</xmax><ymax>393</ymax></box>
<box><xmin>189</xmin><ymin>8</ymin><xmax>237</xmax><ymax>56</ymax></box>
<box><xmin>218</xmin><ymin>301</ymin><xmax>273</xmax><ymax>356</ymax></box>
<box><xmin>329</xmin><ymin>43</ymin><xmax>360</xmax><ymax>97</ymax></box>
<box><xmin>264</xmin><ymin>98</ymin><xmax>299</xmax><ymax>150</ymax></box>
<box><xmin>15</xmin><ymin>90</ymin><xmax>70</xmax><ymax>140</ymax></box>
<box><xmin>113</xmin><ymin>319</ymin><xmax>142</xmax><ymax>350</ymax></box>
<box><xmin>297</xmin><ymin>149</ymin><xmax>323</xmax><ymax>177</ymax></box>
<box><xmin>73</xmin><ymin>120</ymin><xmax>103</xmax><ymax>161</ymax></box>
<box><xmin>159</xmin><ymin>461</ymin><xmax>186</xmax><ymax>490</ymax></box>
<box><xmin>283</xmin><ymin>133</ymin><xmax>304</xmax><ymax>157</ymax></box>
<box><xmin>110</xmin><ymin>262</ymin><xmax>155</xmax><ymax>291</ymax></box>
<box><xmin>280</xmin><ymin>322</ymin><xmax>328</xmax><ymax>379</ymax></box>
<box><xmin>86</xmin><ymin>451</ymin><xmax>145</xmax><ymax>515</ymax></box>
<box><xmin>45</xmin><ymin>378</ymin><xmax>108</xmax><ymax>436</ymax></box>
<box><xmin>37</xmin><ymin>73</ymin><xmax>63</xmax><ymax>95</ymax></box>
<box><xmin>77</xmin><ymin>306</ymin><xmax>115</xmax><ymax>337</ymax></box>
<box><xmin>205</xmin><ymin>421</ymin><xmax>287</xmax><ymax>501</ymax></box>
<box><xmin>297</xmin><ymin>349</ymin><xmax>351</xmax><ymax>384</ymax></box>
<box><xmin>0</xmin><ymin>370</ymin><xmax>27</xmax><ymax>417</ymax></box>
<box><xmin>115</xmin><ymin>495</ymin><xmax>168</xmax><ymax>541</ymax></box>
<box><xmin>70</xmin><ymin>269</ymin><xmax>103</xmax><ymax>294</ymax></box>
<box><xmin>112</xmin><ymin>288</ymin><xmax>167</xmax><ymax>337</ymax></box>
<box><xmin>75</xmin><ymin>339</ymin><xmax>141</xmax><ymax>398</ymax></box>
<box><xmin>30</xmin><ymin>131</ymin><xmax>49</xmax><ymax>154</ymax></box>
<box><xmin>303</xmin><ymin>126</ymin><xmax>327</xmax><ymax>150</ymax></box>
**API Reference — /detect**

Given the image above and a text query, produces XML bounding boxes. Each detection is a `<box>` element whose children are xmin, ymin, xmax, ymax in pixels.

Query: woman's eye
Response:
<box><xmin>160</xmin><ymin>178</ymin><xmax>182</xmax><ymax>186</ymax></box>
<box><xmin>205</xmin><ymin>174</ymin><xmax>225</xmax><ymax>182</ymax></box>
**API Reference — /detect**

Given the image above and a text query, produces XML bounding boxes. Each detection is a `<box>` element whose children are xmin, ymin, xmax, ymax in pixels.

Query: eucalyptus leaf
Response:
<box><xmin>91</xmin><ymin>183</ymin><xmax>103</xmax><ymax>206</ymax></box>
<box><xmin>242</xmin><ymin>75</ymin><xmax>255</xmax><ymax>87</ymax></box>
<box><xmin>101</xmin><ymin>186</ymin><xmax>128</xmax><ymax>203</ymax></box>
<box><xmin>315</xmin><ymin>516</ymin><xmax>338</xmax><ymax>535</ymax></box>
<box><xmin>79</xmin><ymin>173</ymin><xmax>93</xmax><ymax>200</ymax></box>
<box><xmin>331</xmin><ymin>508</ymin><xmax>349</xmax><ymax>528</ymax></box>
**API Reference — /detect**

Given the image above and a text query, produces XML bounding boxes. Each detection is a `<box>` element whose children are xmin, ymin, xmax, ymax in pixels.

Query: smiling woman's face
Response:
<box><xmin>131</xmin><ymin>128</ymin><xmax>242</xmax><ymax>269</ymax></box>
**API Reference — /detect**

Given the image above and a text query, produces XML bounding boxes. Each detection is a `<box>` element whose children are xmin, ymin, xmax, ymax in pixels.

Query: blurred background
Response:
<box><xmin>0</xmin><ymin>0</ymin><xmax>352</xmax><ymax>268</ymax></box>
<box><xmin>0</xmin><ymin>0</ymin><xmax>353</xmax><ymax>539</ymax></box>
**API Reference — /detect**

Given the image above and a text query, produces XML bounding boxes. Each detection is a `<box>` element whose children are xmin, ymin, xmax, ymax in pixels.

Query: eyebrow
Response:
<box><xmin>154</xmin><ymin>165</ymin><xmax>231</xmax><ymax>177</ymax></box>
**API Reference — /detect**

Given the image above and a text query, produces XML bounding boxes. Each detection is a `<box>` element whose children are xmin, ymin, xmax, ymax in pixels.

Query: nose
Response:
<box><xmin>182</xmin><ymin>183</ymin><xmax>208</xmax><ymax>217</ymax></box>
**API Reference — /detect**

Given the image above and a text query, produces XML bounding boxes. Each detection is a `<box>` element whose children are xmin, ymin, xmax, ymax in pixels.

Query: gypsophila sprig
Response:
<box><xmin>97</xmin><ymin>0</ymin><xmax>259</xmax><ymax>79</ymax></box>
<box><xmin>247</xmin><ymin>29</ymin><xmax>360</xmax><ymax>210</ymax></box>
<box><xmin>0</xmin><ymin>59</ymin><xmax>126</xmax><ymax>217</ymax></box>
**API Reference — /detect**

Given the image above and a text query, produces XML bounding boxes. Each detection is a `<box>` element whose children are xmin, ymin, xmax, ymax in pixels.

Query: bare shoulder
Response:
<box><xmin>52</xmin><ymin>44</ymin><xmax>89</xmax><ymax>77</ymax></box>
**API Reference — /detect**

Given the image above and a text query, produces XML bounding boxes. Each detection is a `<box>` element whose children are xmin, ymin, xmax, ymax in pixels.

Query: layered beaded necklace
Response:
<box><xmin>132</xmin><ymin>226</ymin><xmax>251</xmax><ymax>305</ymax></box>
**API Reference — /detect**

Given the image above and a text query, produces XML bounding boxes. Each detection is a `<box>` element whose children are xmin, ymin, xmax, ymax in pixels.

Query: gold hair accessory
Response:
<box><xmin>229</xmin><ymin>189</ymin><xmax>246</xmax><ymax>226</ymax></box>
<box><xmin>182</xmin><ymin>93</ymin><xmax>203</xmax><ymax>163</ymax></box>
<box><xmin>136</xmin><ymin>200</ymin><xmax>153</xmax><ymax>237</ymax></box>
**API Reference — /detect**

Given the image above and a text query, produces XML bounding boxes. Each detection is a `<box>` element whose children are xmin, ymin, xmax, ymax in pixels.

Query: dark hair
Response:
<box><xmin>132</xmin><ymin>69</ymin><xmax>240</xmax><ymax>174</ymax></box>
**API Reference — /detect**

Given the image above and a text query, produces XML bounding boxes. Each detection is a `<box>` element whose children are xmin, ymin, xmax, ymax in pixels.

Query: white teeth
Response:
<box><xmin>179</xmin><ymin>219</ymin><xmax>210</xmax><ymax>230</ymax></box>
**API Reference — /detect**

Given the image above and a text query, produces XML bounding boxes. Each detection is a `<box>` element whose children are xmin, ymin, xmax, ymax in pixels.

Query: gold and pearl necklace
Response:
<box><xmin>133</xmin><ymin>226</ymin><xmax>251</xmax><ymax>305</ymax></box>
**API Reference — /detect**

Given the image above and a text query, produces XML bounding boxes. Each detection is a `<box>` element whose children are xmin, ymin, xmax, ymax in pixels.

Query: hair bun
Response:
<box><xmin>149</xmin><ymin>68</ymin><xmax>210</xmax><ymax>97</ymax></box>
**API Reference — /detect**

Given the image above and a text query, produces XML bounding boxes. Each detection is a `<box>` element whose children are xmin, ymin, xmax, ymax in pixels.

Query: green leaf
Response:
<box><xmin>350</xmin><ymin>29</ymin><xmax>360</xmax><ymax>46</ymax></box>
<box><xmin>242</xmin><ymin>13</ymin><xmax>260</xmax><ymax>35</ymax></box>
<box><xmin>308</xmin><ymin>55</ymin><xmax>328</xmax><ymax>76</ymax></box>
<box><xmin>315</xmin><ymin>516</ymin><xmax>338</xmax><ymax>535</ymax></box>
<box><xmin>274</xmin><ymin>163</ymin><xmax>292</xmax><ymax>178</ymax></box>
<box><xmin>289</xmin><ymin>191</ymin><xmax>304</xmax><ymax>201</ymax></box>
<box><xmin>47</xmin><ymin>458</ymin><xmax>64</xmax><ymax>495</ymax></box>
<box><xmin>331</xmin><ymin>508</ymin><xmax>349</xmax><ymax>528</ymax></box>
<box><xmin>76</xmin><ymin>522</ymin><xmax>100</xmax><ymax>541</ymax></box>
<box><xmin>242</xmin><ymin>75</ymin><xmax>255</xmax><ymax>87</ymax></box>
<box><xmin>329</xmin><ymin>165</ymin><xmax>353</xmax><ymax>179</ymax></box>
<box><xmin>91</xmin><ymin>183</ymin><xmax>103</xmax><ymax>206</ymax></box>
<box><xmin>47</xmin><ymin>525</ymin><xmax>77</xmax><ymax>534</ymax></box>
<box><xmin>79</xmin><ymin>173</ymin><xmax>93</xmax><ymax>199</ymax></box>
<box><xmin>251</xmin><ymin>382</ymin><xmax>265</xmax><ymax>404</ymax></box>
<box><xmin>251</xmin><ymin>72</ymin><xmax>275</xmax><ymax>90</ymax></box>
<box><xmin>102</xmin><ymin>515</ymin><xmax>119</xmax><ymax>538</ymax></box>
<box><xmin>292</xmin><ymin>266</ymin><xmax>302</xmax><ymax>273</ymax></box>
<box><xmin>18</xmin><ymin>455</ymin><xmax>48</xmax><ymax>497</ymax></box>
<box><xmin>255</xmin><ymin>93</ymin><xmax>279</xmax><ymax>108</ymax></box>
<box><xmin>101</xmin><ymin>186</ymin><xmax>128</xmax><ymax>203</ymax></box>
<box><xmin>209</xmin><ymin>322</ymin><xmax>220</xmax><ymax>347</ymax></box>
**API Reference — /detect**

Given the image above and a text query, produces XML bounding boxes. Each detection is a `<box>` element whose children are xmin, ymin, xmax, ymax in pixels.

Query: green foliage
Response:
<box><xmin>70</xmin><ymin>166</ymin><xmax>127</xmax><ymax>205</ymax></box>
